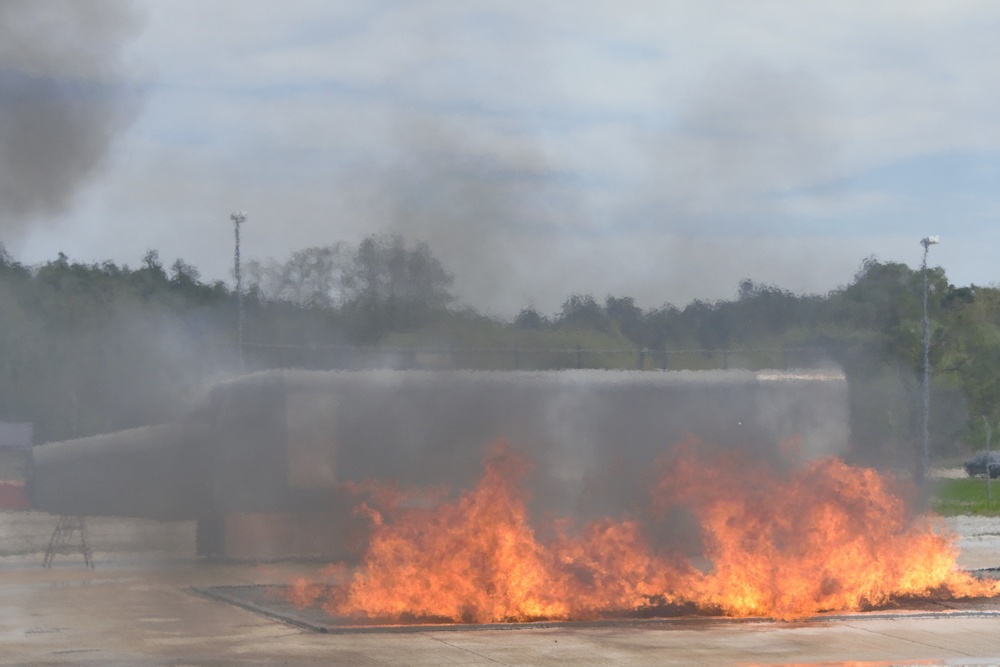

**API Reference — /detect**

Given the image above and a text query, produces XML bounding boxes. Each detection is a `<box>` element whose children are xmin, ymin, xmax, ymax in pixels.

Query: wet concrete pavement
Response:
<box><xmin>2</xmin><ymin>513</ymin><xmax>1000</xmax><ymax>666</ymax></box>
<box><xmin>3</xmin><ymin>558</ymin><xmax>1000</xmax><ymax>666</ymax></box>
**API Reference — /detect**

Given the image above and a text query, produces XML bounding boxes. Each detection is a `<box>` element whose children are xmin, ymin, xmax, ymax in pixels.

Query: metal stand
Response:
<box><xmin>43</xmin><ymin>515</ymin><xmax>94</xmax><ymax>568</ymax></box>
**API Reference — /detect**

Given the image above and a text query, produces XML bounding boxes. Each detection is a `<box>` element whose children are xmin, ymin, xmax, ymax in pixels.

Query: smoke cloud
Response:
<box><xmin>342</xmin><ymin>58</ymin><xmax>848</xmax><ymax>315</ymax></box>
<box><xmin>0</xmin><ymin>0</ymin><xmax>143</xmax><ymax>236</ymax></box>
<box><xmin>353</xmin><ymin>112</ymin><xmax>572</xmax><ymax>315</ymax></box>
<box><xmin>643</xmin><ymin>60</ymin><xmax>843</xmax><ymax>224</ymax></box>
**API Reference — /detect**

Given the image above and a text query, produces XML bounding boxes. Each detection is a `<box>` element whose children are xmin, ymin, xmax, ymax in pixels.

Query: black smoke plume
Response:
<box><xmin>0</xmin><ymin>0</ymin><xmax>143</xmax><ymax>235</ymax></box>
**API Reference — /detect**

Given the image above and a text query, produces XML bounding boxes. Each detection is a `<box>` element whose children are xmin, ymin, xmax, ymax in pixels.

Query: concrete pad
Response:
<box><xmin>4</xmin><ymin>560</ymin><xmax>1000</xmax><ymax>666</ymax></box>
<box><xmin>2</xmin><ymin>512</ymin><xmax>1000</xmax><ymax>665</ymax></box>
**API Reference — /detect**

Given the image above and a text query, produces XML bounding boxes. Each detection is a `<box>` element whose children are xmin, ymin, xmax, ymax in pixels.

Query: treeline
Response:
<box><xmin>518</xmin><ymin>260</ymin><xmax>997</xmax><ymax>467</ymax></box>
<box><xmin>0</xmin><ymin>236</ymin><xmax>997</xmax><ymax>468</ymax></box>
<box><xmin>0</xmin><ymin>235</ymin><xmax>459</xmax><ymax>443</ymax></box>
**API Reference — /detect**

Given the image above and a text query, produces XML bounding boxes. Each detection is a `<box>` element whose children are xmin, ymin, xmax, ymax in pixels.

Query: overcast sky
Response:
<box><xmin>4</xmin><ymin>1</ymin><xmax>1000</xmax><ymax>316</ymax></box>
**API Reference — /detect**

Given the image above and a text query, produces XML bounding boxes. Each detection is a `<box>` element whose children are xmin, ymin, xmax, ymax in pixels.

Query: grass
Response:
<box><xmin>931</xmin><ymin>477</ymin><xmax>1000</xmax><ymax>516</ymax></box>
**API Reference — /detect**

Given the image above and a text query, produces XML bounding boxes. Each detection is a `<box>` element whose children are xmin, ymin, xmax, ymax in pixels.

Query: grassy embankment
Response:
<box><xmin>931</xmin><ymin>477</ymin><xmax>1000</xmax><ymax>516</ymax></box>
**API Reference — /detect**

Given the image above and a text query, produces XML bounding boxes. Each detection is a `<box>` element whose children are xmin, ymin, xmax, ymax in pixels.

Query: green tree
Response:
<box><xmin>556</xmin><ymin>294</ymin><xmax>611</xmax><ymax>333</ymax></box>
<box><xmin>341</xmin><ymin>234</ymin><xmax>454</xmax><ymax>341</ymax></box>
<box><xmin>245</xmin><ymin>244</ymin><xmax>347</xmax><ymax>308</ymax></box>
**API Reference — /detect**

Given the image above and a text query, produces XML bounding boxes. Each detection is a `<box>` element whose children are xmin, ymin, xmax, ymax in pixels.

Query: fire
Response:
<box><xmin>333</xmin><ymin>444</ymin><xmax>564</xmax><ymax>623</ymax></box>
<box><xmin>287</xmin><ymin>577</ymin><xmax>325</xmax><ymax>608</ymax></box>
<box><xmin>649</xmin><ymin>435</ymin><xmax>991</xmax><ymax>618</ymax></box>
<box><xmin>290</xmin><ymin>437</ymin><xmax>999</xmax><ymax>623</ymax></box>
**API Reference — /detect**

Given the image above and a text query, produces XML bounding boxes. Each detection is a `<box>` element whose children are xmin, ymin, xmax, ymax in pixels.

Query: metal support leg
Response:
<box><xmin>43</xmin><ymin>515</ymin><xmax>94</xmax><ymax>568</ymax></box>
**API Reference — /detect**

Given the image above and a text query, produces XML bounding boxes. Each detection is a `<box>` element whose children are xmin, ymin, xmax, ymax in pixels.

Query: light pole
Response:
<box><xmin>231</xmin><ymin>211</ymin><xmax>247</xmax><ymax>371</ymax></box>
<box><xmin>918</xmin><ymin>235</ymin><xmax>939</xmax><ymax>488</ymax></box>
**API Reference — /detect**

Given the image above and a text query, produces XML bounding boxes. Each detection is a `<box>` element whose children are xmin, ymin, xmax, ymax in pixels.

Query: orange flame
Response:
<box><xmin>292</xmin><ymin>438</ymin><xmax>999</xmax><ymax>623</ymax></box>
<box><xmin>334</xmin><ymin>442</ymin><xmax>566</xmax><ymax>623</ymax></box>
<box><xmin>287</xmin><ymin>577</ymin><xmax>325</xmax><ymax>608</ymax></box>
<box><xmin>650</xmin><ymin>435</ymin><xmax>994</xmax><ymax>618</ymax></box>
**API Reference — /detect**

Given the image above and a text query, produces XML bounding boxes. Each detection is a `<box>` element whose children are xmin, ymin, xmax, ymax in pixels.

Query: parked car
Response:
<box><xmin>964</xmin><ymin>451</ymin><xmax>1000</xmax><ymax>478</ymax></box>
